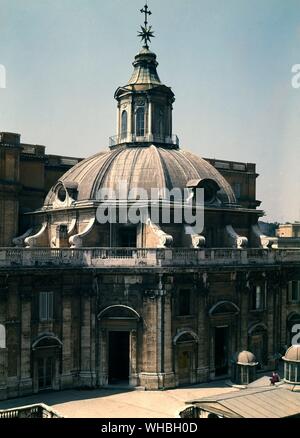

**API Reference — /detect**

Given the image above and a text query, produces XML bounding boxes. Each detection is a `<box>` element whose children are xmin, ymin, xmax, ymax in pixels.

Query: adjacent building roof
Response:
<box><xmin>187</xmin><ymin>386</ymin><xmax>300</xmax><ymax>418</ymax></box>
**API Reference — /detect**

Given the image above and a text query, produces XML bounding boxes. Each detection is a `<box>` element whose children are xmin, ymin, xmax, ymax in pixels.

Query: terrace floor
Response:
<box><xmin>0</xmin><ymin>380</ymin><xmax>239</xmax><ymax>418</ymax></box>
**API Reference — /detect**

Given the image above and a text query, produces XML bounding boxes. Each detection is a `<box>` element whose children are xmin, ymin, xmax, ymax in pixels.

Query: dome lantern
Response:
<box><xmin>283</xmin><ymin>345</ymin><xmax>300</xmax><ymax>385</ymax></box>
<box><xmin>110</xmin><ymin>3</ymin><xmax>178</xmax><ymax>150</ymax></box>
<box><xmin>231</xmin><ymin>350</ymin><xmax>258</xmax><ymax>385</ymax></box>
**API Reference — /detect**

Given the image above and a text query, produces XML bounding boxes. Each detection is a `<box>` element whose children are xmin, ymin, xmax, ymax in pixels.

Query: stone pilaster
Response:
<box><xmin>0</xmin><ymin>285</ymin><xmax>7</xmax><ymax>400</ymax></box>
<box><xmin>6</xmin><ymin>279</ymin><xmax>20</xmax><ymax>398</ymax></box>
<box><xmin>129</xmin><ymin>329</ymin><xmax>138</xmax><ymax>386</ymax></box>
<box><xmin>196</xmin><ymin>273</ymin><xmax>210</xmax><ymax>382</ymax></box>
<box><xmin>238</xmin><ymin>272</ymin><xmax>249</xmax><ymax>352</ymax></box>
<box><xmin>162</xmin><ymin>288</ymin><xmax>176</xmax><ymax>388</ymax></box>
<box><xmin>139</xmin><ymin>276</ymin><xmax>175</xmax><ymax>390</ymax></box>
<box><xmin>98</xmin><ymin>328</ymin><xmax>108</xmax><ymax>386</ymax></box>
<box><xmin>0</xmin><ymin>347</ymin><xmax>8</xmax><ymax>400</ymax></box>
<box><xmin>139</xmin><ymin>290</ymin><xmax>158</xmax><ymax>389</ymax></box>
<box><xmin>266</xmin><ymin>277</ymin><xmax>276</xmax><ymax>369</ymax></box>
<box><xmin>61</xmin><ymin>289</ymin><xmax>73</xmax><ymax>389</ymax></box>
<box><xmin>79</xmin><ymin>291</ymin><xmax>96</xmax><ymax>387</ymax></box>
<box><xmin>19</xmin><ymin>289</ymin><xmax>33</xmax><ymax>396</ymax></box>
<box><xmin>281</xmin><ymin>283</ymin><xmax>288</xmax><ymax>348</ymax></box>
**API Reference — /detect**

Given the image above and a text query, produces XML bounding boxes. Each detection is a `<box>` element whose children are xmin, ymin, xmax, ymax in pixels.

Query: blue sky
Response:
<box><xmin>0</xmin><ymin>0</ymin><xmax>300</xmax><ymax>222</ymax></box>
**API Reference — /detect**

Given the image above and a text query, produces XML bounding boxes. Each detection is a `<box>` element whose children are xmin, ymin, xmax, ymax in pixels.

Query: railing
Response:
<box><xmin>179</xmin><ymin>406</ymin><xmax>199</xmax><ymax>419</ymax></box>
<box><xmin>21</xmin><ymin>143</ymin><xmax>45</xmax><ymax>157</ymax></box>
<box><xmin>0</xmin><ymin>403</ymin><xmax>62</xmax><ymax>418</ymax></box>
<box><xmin>109</xmin><ymin>133</ymin><xmax>180</xmax><ymax>148</ymax></box>
<box><xmin>1</xmin><ymin>248</ymin><xmax>300</xmax><ymax>268</ymax></box>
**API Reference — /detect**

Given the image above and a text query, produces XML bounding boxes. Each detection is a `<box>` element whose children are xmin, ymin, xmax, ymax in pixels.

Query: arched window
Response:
<box><xmin>136</xmin><ymin>107</ymin><xmax>145</xmax><ymax>137</ymax></box>
<box><xmin>154</xmin><ymin>106</ymin><xmax>164</xmax><ymax>137</ymax></box>
<box><xmin>0</xmin><ymin>324</ymin><xmax>5</xmax><ymax>349</ymax></box>
<box><xmin>121</xmin><ymin>110</ymin><xmax>127</xmax><ymax>137</ymax></box>
<box><xmin>209</xmin><ymin>301</ymin><xmax>240</xmax><ymax>317</ymax></box>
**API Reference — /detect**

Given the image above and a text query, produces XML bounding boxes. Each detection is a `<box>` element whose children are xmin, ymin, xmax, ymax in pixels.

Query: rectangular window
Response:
<box><xmin>39</xmin><ymin>291</ymin><xmax>54</xmax><ymax>322</ymax></box>
<box><xmin>253</xmin><ymin>285</ymin><xmax>265</xmax><ymax>311</ymax></box>
<box><xmin>234</xmin><ymin>183</ymin><xmax>241</xmax><ymax>199</ymax></box>
<box><xmin>289</xmin><ymin>281</ymin><xmax>300</xmax><ymax>302</ymax></box>
<box><xmin>178</xmin><ymin>290</ymin><xmax>191</xmax><ymax>316</ymax></box>
<box><xmin>255</xmin><ymin>285</ymin><xmax>262</xmax><ymax>310</ymax></box>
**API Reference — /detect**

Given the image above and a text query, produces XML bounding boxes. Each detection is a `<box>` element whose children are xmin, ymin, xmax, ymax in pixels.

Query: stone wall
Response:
<box><xmin>0</xmin><ymin>264</ymin><xmax>298</xmax><ymax>399</ymax></box>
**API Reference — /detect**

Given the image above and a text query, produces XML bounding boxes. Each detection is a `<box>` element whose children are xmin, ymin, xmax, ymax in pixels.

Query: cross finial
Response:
<box><xmin>140</xmin><ymin>3</ymin><xmax>152</xmax><ymax>27</ymax></box>
<box><xmin>138</xmin><ymin>2</ymin><xmax>155</xmax><ymax>49</ymax></box>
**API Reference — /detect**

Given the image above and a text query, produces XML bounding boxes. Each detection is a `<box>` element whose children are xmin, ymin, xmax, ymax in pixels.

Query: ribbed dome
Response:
<box><xmin>234</xmin><ymin>351</ymin><xmax>258</xmax><ymax>365</ymax></box>
<box><xmin>44</xmin><ymin>145</ymin><xmax>236</xmax><ymax>207</ymax></box>
<box><xmin>283</xmin><ymin>345</ymin><xmax>300</xmax><ymax>363</ymax></box>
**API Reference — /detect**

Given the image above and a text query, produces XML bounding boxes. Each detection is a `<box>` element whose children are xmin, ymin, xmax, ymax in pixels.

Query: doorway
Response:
<box><xmin>250</xmin><ymin>333</ymin><xmax>267</xmax><ymax>369</ymax></box>
<box><xmin>37</xmin><ymin>356</ymin><xmax>54</xmax><ymax>391</ymax></box>
<box><xmin>177</xmin><ymin>349</ymin><xmax>192</xmax><ymax>385</ymax></box>
<box><xmin>215</xmin><ymin>327</ymin><xmax>229</xmax><ymax>376</ymax></box>
<box><xmin>108</xmin><ymin>331</ymin><xmax>130</xmax><ymax>384</ymax></box>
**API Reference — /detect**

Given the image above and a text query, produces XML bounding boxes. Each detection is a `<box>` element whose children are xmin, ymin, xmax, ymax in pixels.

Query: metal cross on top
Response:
<box><xmin>140</xmin><ymin>3</ymin><xmax>152</xmax><ymax>27</ymax></box>
<box><xmin>138</xmin><ymin>2</ymin><xmax>155</xmax><ymax>49</ymax></box>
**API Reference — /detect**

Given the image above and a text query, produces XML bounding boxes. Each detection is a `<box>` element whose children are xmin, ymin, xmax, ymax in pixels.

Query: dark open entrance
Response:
<box><xmin>215</xmin><ymin>327</ymin><xmax>229</xmax><ymax>376</ymax></box>
<box><xmin>108</xmin><ymin>331</ymin><xmax>130</xmax><ymax>384</ymax></box>
<box><xmin>118</xmin><ymin>226</ymin><xmax>137</xmax><ymax>248</ymax></box>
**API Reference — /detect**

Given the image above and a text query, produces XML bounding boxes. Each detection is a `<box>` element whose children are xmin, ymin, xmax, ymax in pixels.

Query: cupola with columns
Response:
<box><xmin>111</xmin><ymin>3</ymin><xmax>178</xmax><ymax>149</ymax></box>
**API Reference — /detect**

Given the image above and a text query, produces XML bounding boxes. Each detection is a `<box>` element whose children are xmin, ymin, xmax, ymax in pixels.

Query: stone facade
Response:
<box><xmin>0</xmin><ymin>255</ymin><xmax>299</xmax><ymax>398</ymax></box>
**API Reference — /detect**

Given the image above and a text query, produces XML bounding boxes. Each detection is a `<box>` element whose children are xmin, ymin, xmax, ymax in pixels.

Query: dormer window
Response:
<box><xmin>57</xmin><ymin>186</ymin><xmax>67</xmax><ymax>203</ymax></box>
<box><xmin>136</xmin><ymin>107</ymin><xmax>145</xmax><ymax>136</ymax></box>
<box><xmin>202</xmin><ymin>182</ymin><xmax>216</xmax><ymax>203</ymax></box>
<box><xmin>54</xmin><ymin>182</ymin><xmax>78</xmax><ymax>207</ymax></box>
<box><xmin>186</xmin><ymin>178</ymin><xmax>220</xmax><ymax>205</ymax></box>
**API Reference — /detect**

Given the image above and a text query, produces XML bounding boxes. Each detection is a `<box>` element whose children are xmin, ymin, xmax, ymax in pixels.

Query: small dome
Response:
<box><xmin>283</xmin><ymin>345</ymin><xmax>300</xmax><ymax>362</ymax></box>
<box><xmin>234</xmin><ymin>350</ymin><xmax>257</xmax><ymax>365</ymax></box>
